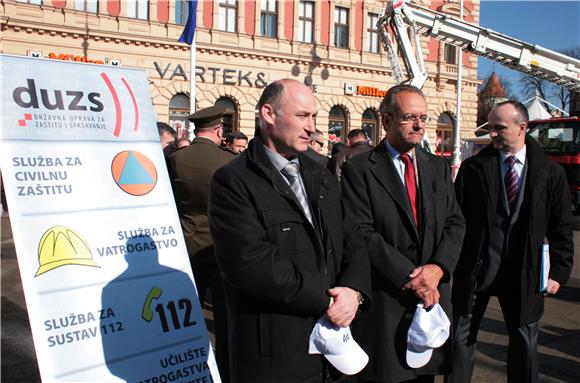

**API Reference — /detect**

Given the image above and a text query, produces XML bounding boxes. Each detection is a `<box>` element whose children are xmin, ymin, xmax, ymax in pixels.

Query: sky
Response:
<box><xmin>477</xmin><ymin>0</ymin><xmax>580</xmax><ymax>106</ymax></box>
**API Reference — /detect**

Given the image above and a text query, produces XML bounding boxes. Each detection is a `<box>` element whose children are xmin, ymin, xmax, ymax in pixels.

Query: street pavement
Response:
<box><xmin>2</xmin><ymin>214</ymin><xmax>579</xmax><ymax>382</ymax></box>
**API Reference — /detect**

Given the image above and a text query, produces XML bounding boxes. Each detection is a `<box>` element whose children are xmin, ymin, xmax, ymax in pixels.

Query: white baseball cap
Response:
<box><xmin>406</xmin><ymin>303</ymin><xmax>450</xmax><ymax>368</ymax></box>
<box><xmin>308</xmin><ymin>316</ymin><xmax>369</xmax><ymax>375</ymax></box>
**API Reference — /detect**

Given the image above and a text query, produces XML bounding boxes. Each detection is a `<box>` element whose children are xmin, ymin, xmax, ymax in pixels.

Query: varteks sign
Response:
<box><xmin>154</xmin><ymin>62</ymin><xmax>268</xmax><ymax>88</ymax></box>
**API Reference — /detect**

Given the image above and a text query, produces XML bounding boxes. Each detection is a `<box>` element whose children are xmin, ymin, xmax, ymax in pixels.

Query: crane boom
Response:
<box><xmin>378</xmin><ymin>0</ymin><xmax>580</xmax><ymax>91</ymax></box>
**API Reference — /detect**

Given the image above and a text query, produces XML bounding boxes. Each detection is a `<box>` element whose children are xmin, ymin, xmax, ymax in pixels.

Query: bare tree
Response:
<box><xmin>561</xmin><ymin>47</ymin><xmax>580</xmax><ymax>116</ymax></box>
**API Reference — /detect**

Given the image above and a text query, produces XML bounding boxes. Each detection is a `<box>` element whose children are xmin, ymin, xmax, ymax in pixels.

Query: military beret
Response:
<box><xmin>188</xmin><ymin>105</ymin><xmax>225</xmax><ymax>130</ymax></box>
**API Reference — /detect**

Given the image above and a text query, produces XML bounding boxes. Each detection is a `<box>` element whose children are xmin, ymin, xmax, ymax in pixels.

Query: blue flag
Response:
<box><xmin>178</xmin><ymin>0</ymin><xmax>198</xmax><ymax>45</ymax></box>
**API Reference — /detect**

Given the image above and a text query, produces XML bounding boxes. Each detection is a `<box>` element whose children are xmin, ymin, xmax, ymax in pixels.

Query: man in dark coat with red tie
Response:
<box><xmin>341</xmin><ymin>84</ymin><xmax>465</xmax><ymax>382</ymax></box>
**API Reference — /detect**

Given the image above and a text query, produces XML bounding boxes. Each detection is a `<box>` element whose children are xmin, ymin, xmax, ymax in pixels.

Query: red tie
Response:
<box><xmin>505</xmin><ymin>156</ymin><xmax>519</xmax><ymax>213</ymax></box>
<box><xmin>401</xmin><ymin>154</ymin><xmax>418</xmax><ymax>225</ymax></box>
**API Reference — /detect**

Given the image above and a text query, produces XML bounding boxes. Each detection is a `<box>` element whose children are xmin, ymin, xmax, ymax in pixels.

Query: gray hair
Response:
<box><xmin>379</xmin><ymin>84</ymin><xmax>425</xmax><ymax>116</ymax></box>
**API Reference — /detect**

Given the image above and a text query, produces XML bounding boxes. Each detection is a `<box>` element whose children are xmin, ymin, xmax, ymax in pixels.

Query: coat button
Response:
<box><xmin>408</xmin><ymin>244</ymin><xmax>417</xmax><ymax>251</ymax></box>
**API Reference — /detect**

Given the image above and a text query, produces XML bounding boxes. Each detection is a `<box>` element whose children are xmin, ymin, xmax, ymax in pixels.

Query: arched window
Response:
<box><xmin>361</xmin><ymin>108</ymin><xmax>380</xmax><ymax>144</ymax></box>
<box><xmin>215</xmin><ymin>97</ymin><xmax>237</xmax><ymax>136</ymax></box>
<box><xmin>436</xmin><ymin>113</ymin><xmax>454</xmax><ymax>158</ymax></box>
<box><xmin>328</xmin><ymin>106</ymin><xmax>347</xmax><ymax>151</ymax></box>
<box><xmin>169</xmin><ymin>93</ymin><xmax>190</xmax><ymax>138</ymax></box>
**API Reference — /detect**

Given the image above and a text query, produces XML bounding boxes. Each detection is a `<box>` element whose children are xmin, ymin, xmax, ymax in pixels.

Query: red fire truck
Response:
<box><xmin>528</xmin><ymin>117</ymin><xmax>580</xmax><ymax>214</ymax></box>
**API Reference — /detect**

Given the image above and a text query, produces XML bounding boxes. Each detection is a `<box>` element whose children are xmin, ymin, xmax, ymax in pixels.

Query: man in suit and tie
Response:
<box><xmin>208</xmin><ymin>79</ymin><xmax>370</xmax><ymax>383</ymax></box>
<box><xmin>341</xmin><ymin>84</ymin><xmax>465</xmax><ymax>382</ymax></box>
<box><xmin>447</xmin><ymin>100</ymin><xmax>574</xmax><ymax>383</ymax></box>
<box><xmin>168</xmin><ymin>105</ymin><xmax>235</xmax><ymax>381</ymax></box>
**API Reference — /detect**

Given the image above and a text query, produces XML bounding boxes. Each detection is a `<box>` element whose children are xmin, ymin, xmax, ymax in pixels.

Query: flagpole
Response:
<box><xmin>178</xmin><ymin>0</ymin><xmax>198</xmax><ymax>138</ymax></box>
<box><xmin>189</xmin><ymin>37</ymin><xmax>196</xmax><ymax>138</ymax></box>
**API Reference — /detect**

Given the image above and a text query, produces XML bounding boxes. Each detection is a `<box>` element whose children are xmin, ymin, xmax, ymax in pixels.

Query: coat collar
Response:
<box><xmin>416</xmin><ymin>147</ymin><xmax>435</xmax><ymax>240</ymax></box>
<box><xmin>191</xmin><ymin>136</ymin><xmax>218</xmax><ymax>146</ymax></box>
<box><xmin>245</xmin><ymin>136</ymin><xmax>328</xmax><ymax>210</ymax></box>
<box><xmin>369</xmin><ymin>140</ymin><xmax>420</xmax><ymax>240</ymax></box>
<box><xmin>466</xmin><ymin>135</ymin><xmax>550</xmax><ymax>216</ymax></box>
<box><xmin>470</xmin><ymin>135</ymin><xmax>549</xmax><ymax>189</ymax></box>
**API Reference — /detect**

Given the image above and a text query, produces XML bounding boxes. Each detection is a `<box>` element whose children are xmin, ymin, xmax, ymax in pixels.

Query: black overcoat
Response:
<box><xmin>341</xmin><ymin>142</ymin><xmax>465</xmax><ymax>382</ymax></box>
<box><xmin>208</xmin><ymin>137</ymin><xmax>371</xmax><ymax>383</ymax></box>
<box><xmin>452</xmin><ymin>136</ymin><xmax>574</xmax><ymax>326</ymax></box>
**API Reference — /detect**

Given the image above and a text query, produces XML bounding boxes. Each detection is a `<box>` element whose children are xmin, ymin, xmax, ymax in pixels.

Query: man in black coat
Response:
<box><xmin>341</xmin><ymin>84</ymin><xmax>465</xmax><ymax>382</ymax></box>
<box><xmin>329</xmin><ymin>128</ymin><xmax>374</xmax><ymax>185</ymax></box>
<box><xmin>208</xmin><ymin>79</ymin><xmax>371</xmax><ymax>383</ymax></box>
<box><xmin>447</xmin><ymin>100</ymin><xmax>574</xmax><ymax>383</ymax></box>
<box><xmin>168</xmin><ymin>106</ymin><xmax>235</xmax><ymax>381</ymax></box>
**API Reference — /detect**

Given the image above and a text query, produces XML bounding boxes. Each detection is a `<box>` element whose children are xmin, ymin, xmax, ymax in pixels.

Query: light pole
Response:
<box><xmin>451</xmin><ymin>0</ymin><xmax>464</xmax><ymax>180</ymax></box>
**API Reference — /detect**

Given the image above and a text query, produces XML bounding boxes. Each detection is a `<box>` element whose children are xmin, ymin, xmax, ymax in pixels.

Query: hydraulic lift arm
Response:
<box><xmin>378</xmin><ymin>0</ymin><xmax>580</xmax><ymax>91</ymax></box>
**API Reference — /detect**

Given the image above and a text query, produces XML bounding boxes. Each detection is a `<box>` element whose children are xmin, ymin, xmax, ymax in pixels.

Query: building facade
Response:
<box><xmin>1</xmin><ymin>0</ymin><xmax>481</xmax><ymax>155</ymax></box>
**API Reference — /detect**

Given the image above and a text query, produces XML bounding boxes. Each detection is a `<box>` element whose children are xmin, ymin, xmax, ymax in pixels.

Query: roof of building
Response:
<box><xmin>480</xmin><ymin>72</ymin><xmax>506</xmax><ymax>98</ymax></box>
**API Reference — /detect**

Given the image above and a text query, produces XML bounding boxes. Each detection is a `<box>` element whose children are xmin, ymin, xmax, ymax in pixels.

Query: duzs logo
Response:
<box><xmin>12</xmin><ymin>73</ymin><xmax>140</xmax><ymax>137</ymax></box>
<box><xmin>13</xmin><ymin>79</ymin><xmax>104</xmax><ymax>112</ymax></box>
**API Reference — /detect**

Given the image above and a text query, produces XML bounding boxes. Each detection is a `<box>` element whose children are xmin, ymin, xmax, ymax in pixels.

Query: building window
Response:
<box><xmin>298</xmin><ymin>1</ymin><xmax>314</xmax><ymax>43</ymax></box>
<box><xmin>74</xmin><ymin>0</ymin><xmax>98</xmax><ymax>12</ymax></box>
<box><xmin>261</xmin><ymin>0</ymin><xmax>277</xmax><ymax>38</ymax></box>
<box><xmin>127</xmin><ymin>0</ymin><xmax>148</xmax><ymax>20</ymax></box>
<box><xmin>219</xmin><ymin>0</ymin><xmax>237</xmax><ymax>32</ymax></box>
<box><xmin>367</xmin><ymin>13</ymin><xmax>379</xmax><ymax>53</ymax></box>
<box><xmin>175</xmin><ymin>0</ymin><xmax>191</xmax><ymax>26</ymax></box>
<box><xmin>436</xmin><ymin>113</ymin><xmax>454</xmax><ymax>158</ymax></box>
<box><xmin>362</xmin><ymin>108</ymin><xmax>380</xmax><ymax>144</ymax></box>
<box><xmin>328</xmin><ymin>106</ymin><xmax>347</xmax><ymax>152</ymax></box>
<box><xmin>215</xmin><ymin>97</ymin><xmax>238</xmax><ymax>135</ymax></box>
<box><xmin>444</xmin><ymin>43</ymin><xmax>457</xmax><ymax>65</ymax></box>
<box><xmin>169</xmin><ymin>94</ymin><xmax>191</xmax><ymax>138</ymax></box>
<box><xmin>334</xmin><ymin>7</ymin><xmax>349</xmax><ymax>48</ymax></box>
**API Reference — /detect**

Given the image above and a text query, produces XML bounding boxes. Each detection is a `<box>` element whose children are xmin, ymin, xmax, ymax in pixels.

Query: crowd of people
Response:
<box><xmin>161</xmin><ymin>80</ymin><xmax>573</xmax><ymax>383</ymax></box>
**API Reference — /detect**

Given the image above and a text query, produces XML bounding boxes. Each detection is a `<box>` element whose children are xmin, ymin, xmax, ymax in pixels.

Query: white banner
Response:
<box><xmin>0</xmin><ymin>55</ymin><xmax>220</xmax><ymax>383</ymax></box>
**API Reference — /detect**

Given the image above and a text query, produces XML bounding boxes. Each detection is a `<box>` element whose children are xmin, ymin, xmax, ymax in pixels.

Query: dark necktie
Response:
<box><xmin>505</xmin><ymin>156</ymin><xmax>519</xmax><ymax>212</ymax></box>
<box><xmin>401</xmin><ymin>154</ymin><xmax>418</xmax><ymax>225</ymax></box>
<box><xmin>281</xmin><ymin>162</ymin><xmax>313</xmax><ymax>224</ymax></box>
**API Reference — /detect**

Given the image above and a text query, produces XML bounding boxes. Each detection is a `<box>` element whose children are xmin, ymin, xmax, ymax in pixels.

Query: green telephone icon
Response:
<box><xmin>142</xmin><ymin>286</ymin><xmax>163</xmax><ymax>322</ymax></box>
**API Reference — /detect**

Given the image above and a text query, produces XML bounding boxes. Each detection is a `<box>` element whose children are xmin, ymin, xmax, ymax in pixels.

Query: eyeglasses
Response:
<box><xmin>396</xmin><ymin>113</ymin><xmax>430</xmax><ymax>125</ymax></box>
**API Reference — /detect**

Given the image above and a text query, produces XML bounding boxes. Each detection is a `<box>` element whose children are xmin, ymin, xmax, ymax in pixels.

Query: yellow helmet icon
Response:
<box><xmin>36</xmin><ymin>226</ymin><xmax>100</xmax><ymax>276</ymax></box>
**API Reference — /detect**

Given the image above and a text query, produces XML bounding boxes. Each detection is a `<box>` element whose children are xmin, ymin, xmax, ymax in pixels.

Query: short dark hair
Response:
<box><xmin>379</xmin><ymin>84</ymin><xmax>425</xmax><ymax>116</ymax></box>
<box><xmin>347</xmin><ymin>129</ymin><xmax>367</xmax><ymax>140</ymax></box>
<box><xmin>257</xmin><ymin>80</ymin><xmax>286</xmax><ymax>112</ymax></box>
<box><xmin>331</xmin><ymin>142</ymin><xmax>346</xmax><ymax>156</ymax></box>
<box><xmin>494</xmin><ymin>100</ymin><xmax>529</xmax><ymax>124</ymax></box>
<box><xmin>226</xmin><ymin>131</ymin><xmax>248</xmax><ymax>144</ymax></box>
<box><xmin>157</xmin><ymin>122</ymin><xmax>177</xmax><ymax>138</ymax></box>
<box><xmin>176</xmin><ymin>137</ymin><xmax>190</xmax><ymax>146</ymax></box>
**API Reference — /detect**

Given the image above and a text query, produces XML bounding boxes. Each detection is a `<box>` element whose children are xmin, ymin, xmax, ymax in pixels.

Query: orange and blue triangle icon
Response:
<box><xmin>119</xmin><ymin>152</ymin><xmax>155</xmax><ymax>185</ymax></box>
<box><xmin>111</xmin><ymin>150</ymin><xmax>158</xmax><ymax>196</ymax></box>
